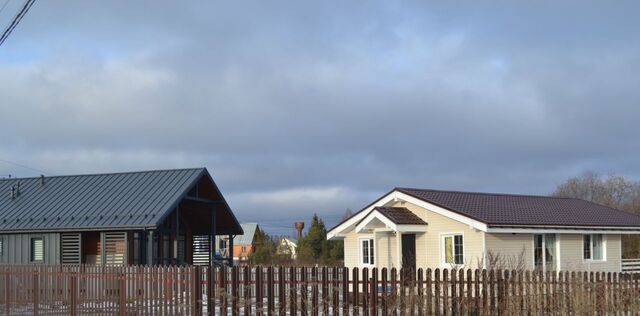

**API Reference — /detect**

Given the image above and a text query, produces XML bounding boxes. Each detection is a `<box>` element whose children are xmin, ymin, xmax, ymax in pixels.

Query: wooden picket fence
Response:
<box><xmin>1</xmin><ymin>265</ymin><xmax>640</xmax><ymax>315</ymax></box>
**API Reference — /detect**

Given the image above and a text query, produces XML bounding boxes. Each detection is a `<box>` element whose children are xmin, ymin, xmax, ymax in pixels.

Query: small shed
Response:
<box><xmin>0</xmin><ymin>168</ymin><xmax>243</xmax><ymax>265</ymax></box>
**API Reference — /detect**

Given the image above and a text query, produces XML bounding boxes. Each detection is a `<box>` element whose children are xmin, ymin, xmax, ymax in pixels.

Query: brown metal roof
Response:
<box><xmin>398</xmin><ymin>188</ymin><xmax>640</xmax><ymax>227</ymax></box>
<box><xmin>373</xmin><ymin>207</ymin><xmax>427</xmax><ymax>225</ymax></box>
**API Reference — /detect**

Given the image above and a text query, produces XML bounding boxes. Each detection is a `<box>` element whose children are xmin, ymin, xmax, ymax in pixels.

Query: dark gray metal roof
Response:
<box><xmin>0</xmin><ymin>168</ymin><xmax>209</xmax><ymax>232</ymax></box>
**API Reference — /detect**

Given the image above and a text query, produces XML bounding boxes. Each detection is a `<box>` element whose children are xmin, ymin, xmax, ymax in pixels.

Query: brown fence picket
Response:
<box><xmin>353</xmin><ymin>267</ymin><xmax>360</xmax><ymax>316</ymax></box>
<box><xmin>370</xmin><ymin>268</ymin><xmax>378</xmax><ymax>316</ymax></box>
<box><xmin>434</xmin><ymin>269</ymin><xmax>440</xmax><ymax>316</ymax></box>
<box><xmin>289</xmin><ymin>267</ymin><xmax>297</xmax><ymax>316</ymax></box>
<box><xmin>362</xmin><ymin>268</ymin><xmax>369</xmax><ymax>316</ymax></box>
<box><xmin>1</xmin><ymin>265</ymin><xmax>640</xmax><ymax>315</ymax></box>
<box><xmin>342</xmin><ymin>267</ymin><xmax>349</xmax><ymax>316</ymax></box>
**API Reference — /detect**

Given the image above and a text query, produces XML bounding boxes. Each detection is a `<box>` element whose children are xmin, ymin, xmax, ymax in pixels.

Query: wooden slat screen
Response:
<box><xmin>61</xmin><ymin>233</ymin><xmax>81</xmax><ymax>264</ymax></box>
<box><xmin>192</xmin><ymin>235</ymin><xmax>210</xmax><ymax>265</ymax></box>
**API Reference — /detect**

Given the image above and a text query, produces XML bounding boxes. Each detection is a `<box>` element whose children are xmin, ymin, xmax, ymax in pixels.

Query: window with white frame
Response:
<box><xmin>360</xmin><ymin>238</ymin><xmax>374</xmax><ymax>266</ymax></box>
<box><xmin>442</xmin><ymin>234</ymin><xmax>464</xmax><ymax>265</ymax></box>
<box><xmin>534</xmin><ymin>234</ymin><xmax>557</xmax><ymax>271</ymax></box>
<box><xmin>583</xmin><ymin>234</ymin><xmax>605</xmax><ymax>261</ymax></box>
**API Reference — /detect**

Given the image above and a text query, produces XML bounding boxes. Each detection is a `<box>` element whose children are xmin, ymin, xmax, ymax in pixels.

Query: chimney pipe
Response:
<box><xmin>294</xmin><ymin>222</ymin><xmax>305</xmax><ymax>240</ymax></box>
<box><xmin>40</xmin><ymin>175</ymin><xmax>45</xmax><ymax>186</ymax></box>
<box><xmin>10</xmin><ymin>186</ymin><xmax>15</xmax><ymax>200</ymax></box>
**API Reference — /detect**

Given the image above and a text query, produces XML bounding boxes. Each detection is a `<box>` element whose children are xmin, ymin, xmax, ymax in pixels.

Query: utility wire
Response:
<box><xmin>0</xmin><ymin>158</ymin><xmax>52</xmax><ymax>175</ymax></box>
<box><xmin>0</xmin><ymin>0</ymin><xmax>35</xmax><ymax>47</ymax></box>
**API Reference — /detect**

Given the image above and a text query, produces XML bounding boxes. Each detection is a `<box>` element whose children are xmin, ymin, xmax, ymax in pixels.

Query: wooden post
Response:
<box><xmin>279</xmin><ymin>266</ymin><xmax>286</xmax><ymax>316</ymax></box>
<box><xmin>362</xmin><ymin>268</ymin><xmax>369</xmax><ymax>316</ymax></box>
<box><xmin>267</xmin><ymin>267</ymin><xmax>275</xmax><ymax>316</ymax></box>
<box><xmin>459</xmin><ymin>269</ymin><xmax>466</xmax><ymax>315</ymax></box>
<box><xmin>426</xmin><ymin>269</ymin><xmax>433</xmax><ymax>316</ymax></box>
<box><xmin>342</xmin><ymin>268</ymin><xmax>349</xmax><ymax>316</ymax></box>
<box><xmin>232</xmin><ymin>266</ymin><xmax>239</xmax><ymax>316</ymax></box>
<box><xmin>322</xmin><ymin>267</ymin><xmax>328</xmax><ymax>315</ymax></box>
<box><xmin>332</xmin><ymin>268</ymin><xmax>339</xmax><ymax>314</ymax></box>
<box><xmin>300</xmin><ymin>267</ymin><xmax>307</xmax><ymax>316</ymax></box>
<box><xmin>244</xmin><ymin>266</ymin><xmax>251</xmax><ymax>316</ymax></box>
<box><xmin>311</xmin><ymin>267</ymin><xmax>318</xmax><ymax>316</ymax></box>
<box><xmin>450</xmin><ymin>269</ymin><xmax>457</xmax><ymax>315</ymax></box>
<box><xmin>69</xmin><ymin>272</ymin><xmax>77</xmax><ymax>316</ymax></box>
<box><xmin>33</xmin><ymin>269</ymin><xmax>39</xmax><ymax>316</ymax></box>
<box><xmin>208</xmin><ymin>266</ymin><xmax>215</xmax><ymax>316</ymax></box>
<box><xmin>434</xmin><ymin>269</ymin><xmax>440</xmax><ymax>316</ymax></box>
<box><xmin>390</xmin><ymin>268</ymin><xmax>397</xmax><ymax>316</ymax></box>
<box><xmin>290</xmin><ymin>267</ymin><xmax>297</xmax><ymax>316</ymax></box>
<box><xmin>256</xmin><ymin>267</ymin><xmax>263</xmax><ymax>316</ymax></box>
<box><xmin>118</xmin><ymin>273</ymin><xmax>126</xmax><ymax>316</ymax></box>
<box><xmin>221</xmin><ymin>266</ymin><xmax>228</xmax><ymax>316</ymax></box>
<box><xmin>370</xmin><ymin>268</ymin><xmax>378</xmax><ymax>316</ymax></box>
<box><xmin>192</xmin><ymin>266</ymin><xmax>202</xmax><ymax>316</ymax></box>
<box><xmin>417</xmin><ymin>269</ymin><xmax>424</xmax><ymax>316</ymax></box>
<box><xmin>381</xmin><ymin>268</ymin><xmax>388</xmax><ymax>315</ymax></box>
<box><xmin>5</xmin><ymin>268</ymin><xmax>10</xmax><ymax>315</ymax></box>
<box><xmin>442</xmin><ymin>269</ymin><xmax>449</xmax><ymax>316</ymax></box>
<box><xmin>353</xmin><ymin>268</ymin><xmax>360</xmax><ymax>316</ymax></box>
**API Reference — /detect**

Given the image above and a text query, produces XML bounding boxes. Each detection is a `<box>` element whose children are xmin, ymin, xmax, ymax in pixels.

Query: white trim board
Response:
<box><xmin>355</xmin><ymin>209</ymin><xmax>427</xmax><ymax>233</ymax></box>
<box><xmin>327</xmin><ymin>189</ymin><xmax>640</xmax><ymax>241</ymax></box>
<box><xmin>327</xmin><ymin>190</ymin><xmax>486</xmax><ymax>240</ymax></box>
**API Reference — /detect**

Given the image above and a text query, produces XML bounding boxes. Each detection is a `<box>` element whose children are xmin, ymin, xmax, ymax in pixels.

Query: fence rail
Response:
<box><xmin>1</xmin><ymin>264</ymin><xmax>640</xmax><ymax>315</ymax></box>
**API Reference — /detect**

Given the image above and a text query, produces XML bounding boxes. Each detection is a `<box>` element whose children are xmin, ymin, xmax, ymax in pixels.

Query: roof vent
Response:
<box><xmin>16</xmin><ymin>182</ymin><xmax>21</xmax><ymax>196</ymax></box>
<box><xmin>10</xmin><ymin>186</ymin><xmax>15</xmax><ymax>199</ymax></box>
<box><xmin>39</xmin><ymin>175</ymin><xmax>45</xmax><ymax>186</ymax></box>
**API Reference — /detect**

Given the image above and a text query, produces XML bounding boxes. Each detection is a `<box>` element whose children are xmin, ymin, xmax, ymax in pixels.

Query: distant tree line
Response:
<box><xmin>552</xmin><ymin>171</ymin><xmax>640</xmax><ymax>258</ymax></box>
<box><xmin>248</xmin><ymin>213</ymin><xmax>345</xmax><ymax>265</ymax></box>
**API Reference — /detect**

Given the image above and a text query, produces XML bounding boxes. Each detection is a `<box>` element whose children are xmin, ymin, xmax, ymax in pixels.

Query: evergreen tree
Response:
<box><xmin>248</xmin><ymin>227</ymin><xmax>276</xmax><ymax>264</ymax></box>
<box><xmin>297</xmin><ymin>213</ymin><xmax>344</xmax><ymax>264</ymax></box>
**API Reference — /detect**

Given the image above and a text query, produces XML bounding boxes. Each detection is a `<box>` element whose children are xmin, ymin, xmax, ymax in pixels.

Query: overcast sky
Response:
<box><xmin>1</xmin><ymin>1</ymin><xmax>639</xmax><ymax>235</ymax></box>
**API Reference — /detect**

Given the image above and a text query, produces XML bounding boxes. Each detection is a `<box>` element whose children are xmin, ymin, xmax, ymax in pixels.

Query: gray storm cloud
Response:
<box><xmin>1</xmin><ymin>1</ymin><xmax>639</xmax><ymax>234</ymax></box>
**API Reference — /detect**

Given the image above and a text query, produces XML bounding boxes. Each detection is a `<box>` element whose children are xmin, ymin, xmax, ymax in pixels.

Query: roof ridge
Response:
<box><xmin>396</xmin><ymin>187</ymin><xmax>579</xmax><ymax>200</ymax></box>
<box><xmin>0</xmin><ymin>167</ymin><xmax>206</xmax><ymax>182</ymax></box>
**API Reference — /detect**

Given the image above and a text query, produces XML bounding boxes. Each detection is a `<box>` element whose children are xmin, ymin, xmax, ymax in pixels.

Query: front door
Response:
<box><xmin>401</xmin><ymin>234</ymin><xmax>416</xmax><ymax>282</ymax></box>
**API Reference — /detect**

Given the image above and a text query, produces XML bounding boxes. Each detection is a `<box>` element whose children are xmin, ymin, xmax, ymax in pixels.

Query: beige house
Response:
<box><xmin>327</xmin><ymin>188</ymin><xmax>640</xmax><ymax>273</ymax></box>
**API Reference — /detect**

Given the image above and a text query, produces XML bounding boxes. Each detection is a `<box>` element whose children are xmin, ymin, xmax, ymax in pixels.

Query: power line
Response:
<box><xmin>0</xmin><ymin>158</ymin><xmax>52</xmax><ymax>175</ymax></box>
<box><xmin>0</xmin><ymin>0</ymin><xmax>35</xmax><ymax>47</ymax></box>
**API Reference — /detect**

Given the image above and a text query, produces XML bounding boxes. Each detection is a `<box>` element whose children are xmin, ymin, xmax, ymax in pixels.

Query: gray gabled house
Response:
<box><xmin>0</xmin><ymin>168</ymin><xmax>243</xmax><ymax>265</ymax></box>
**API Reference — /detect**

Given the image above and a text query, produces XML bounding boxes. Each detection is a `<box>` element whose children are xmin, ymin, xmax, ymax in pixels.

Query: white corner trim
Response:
<box><xmin>328</xmin><ymin>189</ymin><xmax>489</xmax><ymax>240</ymax></box>
<box><xmin>355</xmin><ymin>210</ymin><xmax>398</xmax><ymax>233</ymax></box>
<box><xmin>327</xmin><ymin>191</ymin><xmax>399</xmax><ymax>240</ymax></box>
<box><xmin>395</xmin><ymin>192</ymin><xmax>488</xmax><ymax>231</ymax></box>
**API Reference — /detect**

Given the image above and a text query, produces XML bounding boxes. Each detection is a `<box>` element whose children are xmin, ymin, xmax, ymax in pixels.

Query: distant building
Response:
<box><xmin>0</xmin><ymin>168</ymin><xmax>243</xmax><ymax>265</ymax></box>
<box><xmin>216</xmin><ymin>223</ymin><xmax>259</xmax><ymax>265</ymax></box>
<box><xmin>329</xmin><ymin>187</ymin><xmax>640</xmax><ymax>273</ymax></box>
<box><xmin>276</xmin><ymin>237</ymin><xmax>298</xmax><ymax>260</ymax></box>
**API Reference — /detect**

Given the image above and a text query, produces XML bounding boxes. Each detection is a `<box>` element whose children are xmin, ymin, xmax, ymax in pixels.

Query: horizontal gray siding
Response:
<box><xmin>0</xmin><ymin>233</ymin><xmax>60</xmax><ymax>264</ymax></box>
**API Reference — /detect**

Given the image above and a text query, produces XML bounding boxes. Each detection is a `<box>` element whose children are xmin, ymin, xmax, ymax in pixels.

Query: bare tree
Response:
<box><xmin>553</xmin><ymin>171</ymin><xmax>640</xmax><ymax>258</ymax></box>
<box><xmin>341</xmin><ymin>208</ymin><xmax>354</xmax><ymax>221</ymax></box>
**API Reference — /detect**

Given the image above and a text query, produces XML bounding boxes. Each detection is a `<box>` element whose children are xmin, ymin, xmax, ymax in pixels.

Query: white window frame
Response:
<box><xmin>358</xmin><ymin>236</ymin><xmax>375</xmax><ymax>267</ymax></box>
<box><xmin>440</xmin><ymin>232</ymin><xmax>464</xmax><ymax>266</ymax></box>
<box><xmin>532</xmin><ymin>234</ymin><xmax>559</xmax><ymax>271</ymax></box>
<box><xmin>583</xmin><ymin>234</ymin><xmax>607</xmax><ymax>262</ymax></box>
